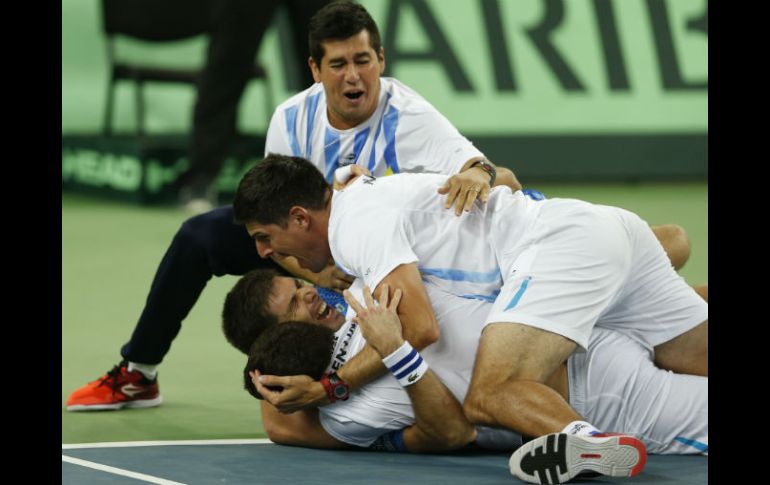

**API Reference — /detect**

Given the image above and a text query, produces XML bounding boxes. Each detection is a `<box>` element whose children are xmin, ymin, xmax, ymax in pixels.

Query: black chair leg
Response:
<box><xmin>262</xmin><ymin>75</ymin><xmax>273</xmax><ymax>129</ymax></box>
<box><xmin>135</xmin><ymin>78</ymin><xmax>145</xmax><ymax>137</ymax></box>
<box><xmin>104</xmin><ymin>75</ymin><xmax>116</xmax><ymax>137</ymax></box>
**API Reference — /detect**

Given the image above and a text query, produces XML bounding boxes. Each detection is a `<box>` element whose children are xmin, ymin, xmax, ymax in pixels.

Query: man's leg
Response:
<box><xmin>285</xmin><ymin>0</ymin><xmax>334</xmax><ymax>90</ymax></box>
<box><xmin>465</xmin><ymin>324</ymin><xmax>647</xmax><ymax>484</ymax></box>
<box><xmin>463</xmin><ymin>323</ymin><xmax>580</xmax><ymax>437</ymax></box>
<box><xmin>67</xmin><ymin>206</ymin><xmax>282</xmax><ymax>411</ymax></box>
<box><xmin>569</xmin><ymin>327</ymin><xmax>708</xmax><ymax>455</ymax></box>
<box><xmin>603</xmin><ymin>209</ymin><xmax>708</xmax><ymax>378</ymax></box>
<box><xmin>179</xmin><ymin>0</ymin><xmax>282</xmax><ymax>202</ymax></box>
<box><xmin>102</xmin><ymin>0</ymin><xmax>209</xmax><ymax>40</ymax></box>
<box><xmin>650</xmin><ymin>224</ymin><xmax>690</xmax><ymax>271</ymax></box>
<box><xmin>693</xmin><ymin>283</ymin><xmax>708</xmax><ymax>301</ymax></box>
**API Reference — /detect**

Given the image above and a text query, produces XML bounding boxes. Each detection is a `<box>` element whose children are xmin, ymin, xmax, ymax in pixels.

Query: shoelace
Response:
<box><xmin>98</xmin><ymin>364</ymin><xmax>126</xmax><ymax>389</ymax></box>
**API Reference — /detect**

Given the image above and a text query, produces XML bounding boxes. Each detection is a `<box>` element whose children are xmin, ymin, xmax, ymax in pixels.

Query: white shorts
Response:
<box><xmin>484</xmin><ymin>198</ymin><xmax>708</xmax><ymax>350</ymax></box>
<box><xmin>568</xmin><ymin>327</ymin><xmax>708</xmax><ymax>455</ymax></box>
<box><xmin>423</xmin><ymin>284</ymin><xmax>490</xmax><ymax>402</ymax></box>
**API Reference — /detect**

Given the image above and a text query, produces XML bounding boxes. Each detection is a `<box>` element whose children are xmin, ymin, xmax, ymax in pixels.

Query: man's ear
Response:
<box><xmin>309</xmin><ymin>57</ymin><xmax>321</xmax><ymax>84</ymax></box>
<box><xmin>289</xmin><ymin>206</ymin><xmax>311</xmax><ymax>228</ymax></box>
<box><xmin>378</xmin><ymin>47</ymin><xmax>385</xmax><ymax>74</ymax></box>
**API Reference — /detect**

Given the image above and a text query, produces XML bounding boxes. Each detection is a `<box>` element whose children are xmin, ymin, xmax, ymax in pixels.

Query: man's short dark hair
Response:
<box><xmin>222</xmin><ymin>269</ymin><xmax>282</xmax><ymax>354</ymax></box>
<box><xmin>243</xmin><ymin>321</ymin><xmax>335</xmax><ymax>400</ymax></box>
<box><xmin>308</xmin><ymin>1</ymin><xmax>382</xmax><ymax>67</ymax></box>
<box><xmin>233</xmin><ymin>154</ymin><xmax>329</xmax><ymax>227</ymax></box>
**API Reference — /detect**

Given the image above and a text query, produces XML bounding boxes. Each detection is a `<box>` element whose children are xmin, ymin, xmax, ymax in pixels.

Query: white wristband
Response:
<box><xmin>382</xmin><ymin>342</ymin><xmax>429</xmax><ymax>387</ymax></box>
<box><xmin>334</xmin><ymin>165</ymin><xmax>354</xmax><ymax>185</ymax></box>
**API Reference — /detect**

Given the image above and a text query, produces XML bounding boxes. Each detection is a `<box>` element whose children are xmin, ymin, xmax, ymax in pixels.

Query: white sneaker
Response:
<box><xmin>509</xmin><ymin>432</ymin><xmax>647</xmax><ymax>484</ymax></box>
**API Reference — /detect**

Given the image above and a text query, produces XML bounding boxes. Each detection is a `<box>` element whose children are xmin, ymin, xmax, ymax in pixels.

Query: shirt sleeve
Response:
<box><xmin>395</xmin><ymin>107</ymin><xmax>483</xmax><ymax>176</ymax></box>
<box><xmin>319</xmin><ymin>413</ymin><xmax>401</xmax><ymax>448</ymax></box>
<box><xmin>331</xmin><ymin>203</ymin><xmax>418</xmax><ymax>291</ymax></box>
<box><xmin>264</xmin><ymin>107</ymin><xmax>293</xmax><ymax>157</ymax></box>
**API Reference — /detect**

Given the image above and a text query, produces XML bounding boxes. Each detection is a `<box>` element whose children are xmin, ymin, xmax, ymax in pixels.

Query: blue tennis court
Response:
<box><xmin>62</xmin><ymin>439</ymin><xmax>707</xmax><ymax>484</ymax></box>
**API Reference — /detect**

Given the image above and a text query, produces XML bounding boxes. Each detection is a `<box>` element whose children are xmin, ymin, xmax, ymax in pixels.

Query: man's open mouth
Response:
<box><xmin>317</xmin><ymin>302</ymin><xmax>333</xmax><ymax>320</ymax></box>
<box><xmin>344</xmin><ymin>90</ymin><xmax>364</xmax><ymax>100</ymax></box>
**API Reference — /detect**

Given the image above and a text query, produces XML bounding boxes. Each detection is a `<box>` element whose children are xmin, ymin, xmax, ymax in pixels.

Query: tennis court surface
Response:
<box><xmin>62</xmin><ymin>439</ymin><xmax>707</xmax><ymax>484</ymax></box>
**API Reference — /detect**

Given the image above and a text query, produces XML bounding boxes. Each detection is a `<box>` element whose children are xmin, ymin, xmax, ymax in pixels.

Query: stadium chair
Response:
<box><xmin>99</xmin><ymin>0</ymin><xmax>272</xmax><ymax>137</ymax></box>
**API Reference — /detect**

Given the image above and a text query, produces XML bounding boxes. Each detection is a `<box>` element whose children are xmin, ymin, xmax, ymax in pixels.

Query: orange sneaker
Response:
<box><xmin>66</xmin><ymin>362</ymin><xmax>162</xmax><ymax>411</ymax></box>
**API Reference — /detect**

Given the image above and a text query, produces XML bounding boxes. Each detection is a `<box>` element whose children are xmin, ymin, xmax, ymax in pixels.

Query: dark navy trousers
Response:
<box><xmin>120</xmin><ymin>206</ymin><xmax>285</xmax><ymax>364</ymax></box>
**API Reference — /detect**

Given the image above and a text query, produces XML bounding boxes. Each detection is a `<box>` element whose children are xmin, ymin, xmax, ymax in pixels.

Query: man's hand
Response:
<box><xmin>333</xmin><ymin>165</ymin><xmax>371</xmax><ymax>191</ymax></box>
<box><xmin>343</xmin><ymin>284</ymin><xmax>404</xmax><ymax>357</ymax></box>
<box><xmin>273</xmin><ymin>254</ymin><xmax>354</xmax><ymax>291</ymax></box>
<box><xmin>437</xmin><ymin>164</ymin><xmax>492</xmax><ymax>216</ymax></box>
<box><xmin>310</xmin><ymin>263</ymin><xmax>354</xmax><ymax>291</ymax></box>
<box><xmin>250</xmin><ymin>369</ymin><xmax>330</xmax><ymax>414</ymax></box>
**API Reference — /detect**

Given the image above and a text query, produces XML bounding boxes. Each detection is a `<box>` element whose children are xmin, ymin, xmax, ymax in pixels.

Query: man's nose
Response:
<box><xmin>344</xmin><ymin>63</ymin><xmax>360</xmax><ymax>83</ymax></box>
<box><xmin>255</xmin><ymin>240</ymin><xmax>273</xmax><ymax>258</ymax></box>
<box><xmin>299</xmin><ymin>286</ymin><xmax>317</xmax><ymax>302</ymax></box>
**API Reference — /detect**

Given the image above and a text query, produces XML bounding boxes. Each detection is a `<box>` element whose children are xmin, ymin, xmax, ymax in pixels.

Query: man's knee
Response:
<box><xmin>693</xmin><ymin>283</ymin><xmax>708</xmax><ymax>302</ymax></box>
<box><xmin>175</xmin><ymin>207</ymin><xmax>233</xmax><ymax>253</ymax></box>
<box><xmin>463</xmin><ymin>377</ymin><xmax>500</xmax><ymax>426</ymax></box>
<box><xmin>463</xmin><ymin>323</ymin><xmax>576</xmax><ymax>425</ymax></box>
<box><xmin>652</xmin><ymin>224</ymin><xmax>691</xmax><ymax>271</ymax></box>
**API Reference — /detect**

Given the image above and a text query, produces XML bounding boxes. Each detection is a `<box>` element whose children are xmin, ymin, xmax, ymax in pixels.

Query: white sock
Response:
<box><xmin>127</xmin><ymin>362</ymin><xmax>158</xmax><ymax>381</ymax></box>
<box><xmin>561</xmin><ymin>420</ymin><xmax>600</xmax><ymax>436</ymax></box>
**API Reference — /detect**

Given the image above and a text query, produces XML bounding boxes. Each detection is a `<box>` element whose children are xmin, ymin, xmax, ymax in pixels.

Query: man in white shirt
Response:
<box><xmin>222</xmin><ymin>273</ymin><xmax>705</xmax><ymax>481</ymax></box>
<box><xmin>233</xmin><ymin>155</ymin><xmax>707</xmax><ymax>484</ymax></box>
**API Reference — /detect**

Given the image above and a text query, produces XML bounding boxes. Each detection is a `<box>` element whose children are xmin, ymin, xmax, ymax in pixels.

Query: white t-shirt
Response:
<box><xmin>318</xmin><ymin>283</ymin><xmax>521</xmax><ymax>448</ymax></box>
<box><xmin>318</xmin><ymin>280</ymin><xmax>413</xmax><ymax>445</ymax></box>
<box><xmin>329</xmin><ymin>173</ymin><xmax>543</xmax><ymax>302</ymax></box>
<box><xmin>264</xmin><ymin>77</ymin><xmax>483</xmax><ymax>182</ymax></box>
<box><xmin>317</xmin><ymin>283</ymin><xmax>704</xmax><ymax>455</ymax></box>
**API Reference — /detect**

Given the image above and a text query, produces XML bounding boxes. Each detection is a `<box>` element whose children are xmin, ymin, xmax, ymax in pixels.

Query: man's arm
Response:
<box><xmin>271</xmin><ymin>254</ymin><xmax>353</xmax><ymax>291</ymax></box>
<box><xmin>255</xmin><ymin>263</ymin><xmax>439</xmax><ymax>413</ymax></box>
<box><xmin>258</xmin><ymin>398</ymin><xmax>349</xmax><ymax>449</ymax></box>
<box><xmin>345</xmin><ymin>285</ymin><xmax>476</xmax><ymax>453</ymax></box>
<box><xmin>334</xmin><ymin>263</ymin><xmax>441</xmax><ymax>395</ymax></box>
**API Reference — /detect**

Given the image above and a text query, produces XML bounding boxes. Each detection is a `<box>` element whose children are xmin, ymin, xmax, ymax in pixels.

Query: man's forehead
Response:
<box><xmin>270</xmin><ymin>277</ymin><xmax>310</xmax><ymax>300</ymax></box>
<box><xmin>321</xmin><ymin>30</ymin><xmax>375</xmax><ymax>58</ymax></box>
<box><xmin>267</xmin><ymin>277</ymin><xmax>296</xmax><ymax>316</ymax></box>
<box><xmin>246</xmin><ymin>221</ymin><xmax>279</xmax><ymax>236</ymax></box>
<box><xmin>270</xmin><ymin>276</ymin><xmax>297</xmax><ymax>296</ymax></box>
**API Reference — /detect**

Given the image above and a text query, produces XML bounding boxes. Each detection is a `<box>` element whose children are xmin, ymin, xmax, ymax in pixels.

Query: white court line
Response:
<box><xmin>62</xmin><ymin>455</ymin><xmax>187</xmax><ymax>485</ymax></box>
<box><xmin>62</xmin><ymin>438</ymin><xmax>274</xmax><ymax>449</ymax></box>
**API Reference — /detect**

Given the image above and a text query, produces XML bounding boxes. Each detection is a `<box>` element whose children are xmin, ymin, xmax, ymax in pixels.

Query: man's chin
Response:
<box><xmin>298</xmin><ymin>259</ymin><xmax>326</xmax><ymax>273</ymax></box>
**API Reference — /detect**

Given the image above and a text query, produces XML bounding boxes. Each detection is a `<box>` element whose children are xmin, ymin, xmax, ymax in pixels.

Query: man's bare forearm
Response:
<box><xmin>335</xmin><ymin>345</ymin><xmax>387</xmax><ymax>391</ymax></box>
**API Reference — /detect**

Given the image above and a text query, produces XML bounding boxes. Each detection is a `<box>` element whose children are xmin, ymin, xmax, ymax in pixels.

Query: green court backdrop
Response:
<box><xmin>62</xmin><ymin>0</ymin><xmax>707</xmax><ymax>180</ymax></box>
